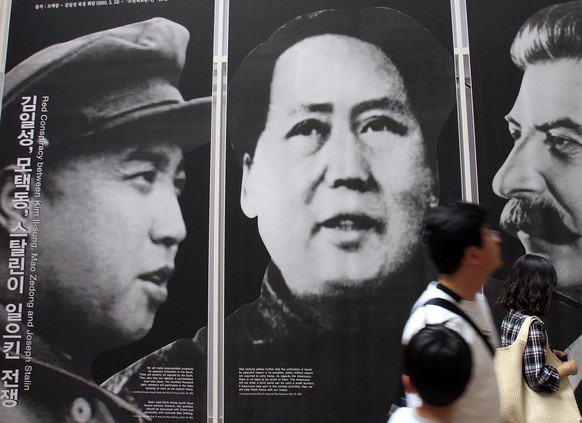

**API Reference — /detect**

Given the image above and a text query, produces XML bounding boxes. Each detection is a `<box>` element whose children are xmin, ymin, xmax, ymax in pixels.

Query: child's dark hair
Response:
<box><xmin>404</xmin><ymin>324</ymin><xmax>472</xmax><ymax>406</ymax></box>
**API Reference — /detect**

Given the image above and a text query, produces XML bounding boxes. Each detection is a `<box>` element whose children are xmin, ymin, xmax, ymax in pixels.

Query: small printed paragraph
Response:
<box><xmin>238</xmin><ymin>367</ymin><xmax>314</xmax><ymax>396</ymax></box>
<box><xmin>142</xmin><ymin>400</ymin><xmax>194</xmax><ymax>420</ymax></box>
<box><xmin>133</xmin><ymin>367</ymin><xmax>195</xmax><ymax>419</ymax></box>
<box><xmin>136</xmin><ymin>366</ymin><xmax>194</xmax><ymax>395</ymax></box>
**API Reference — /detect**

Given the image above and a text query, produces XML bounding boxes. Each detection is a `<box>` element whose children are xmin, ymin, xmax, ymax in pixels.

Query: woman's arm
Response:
<box><xmin>523</xmin><ymin>320</ymin><xmax>560</xmax><ymax>392</ymax></box>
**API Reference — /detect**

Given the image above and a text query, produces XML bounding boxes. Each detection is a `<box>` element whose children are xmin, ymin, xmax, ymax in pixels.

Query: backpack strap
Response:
<box><xmin>424</xmin><ymin>297</ymin><xmax>495</xmax><ymax>356</ymax></box>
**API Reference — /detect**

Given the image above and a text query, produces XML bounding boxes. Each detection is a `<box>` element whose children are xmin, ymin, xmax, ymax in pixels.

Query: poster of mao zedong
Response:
<box><xmin>103</xmin><ymin>1</ymin><xmax>461</xmax><ymax>422</ymax></box>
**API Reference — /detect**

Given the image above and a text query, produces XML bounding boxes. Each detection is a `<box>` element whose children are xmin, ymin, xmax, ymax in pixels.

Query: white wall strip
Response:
<box><xmin>451</xmin><ymin>0</ymin><xmax>479</xmax><ymax>203</ymax></box>
<box><xmin>208</xmin><ymin>0</ymin><xmax>229</xmax><ymax>421</ymax></box>
<box><xmin>0</xmin><ymin>0</ymin><xmax>13</xmax><ymax>106</ymax></box>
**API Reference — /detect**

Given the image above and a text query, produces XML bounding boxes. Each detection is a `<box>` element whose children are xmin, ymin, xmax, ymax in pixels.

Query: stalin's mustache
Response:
<box><xmin>499</xmin><ymin>196</ymin><xmax>580</xmax><ymax>244</ymax></box>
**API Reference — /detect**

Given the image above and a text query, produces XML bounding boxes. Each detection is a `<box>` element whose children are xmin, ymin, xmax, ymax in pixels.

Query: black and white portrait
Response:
<box><xmin>467</xmin><ymin>0</ymin><xmax>582</xmax><ymax>405</ymax></box>
<box><xmin>105</xmin><ymin>1</ymin><xmax>460</xmax><ymax>422</ymax></box>
<box><xmin>0</xmin><ymin>2</ymin><xmax>213</xmax><ymax>421</ymax></box>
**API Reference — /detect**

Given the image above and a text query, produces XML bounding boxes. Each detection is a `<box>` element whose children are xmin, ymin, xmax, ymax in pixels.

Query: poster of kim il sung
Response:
<box><xmin>0</xmin><ymin>0</ymin><xmax>213</xmax><ymax>422</ymax></box>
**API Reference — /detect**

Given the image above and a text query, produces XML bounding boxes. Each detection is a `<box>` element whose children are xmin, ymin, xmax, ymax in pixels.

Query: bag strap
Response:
<box><xmin>515</xmin><ymin>315</ymin><xmax>540</xmax><ymax>344</ymax></box>
<box><xmin>424</xmin><ymin>297</ymin><xmax>495</xmax><ymax>356</ymax></box>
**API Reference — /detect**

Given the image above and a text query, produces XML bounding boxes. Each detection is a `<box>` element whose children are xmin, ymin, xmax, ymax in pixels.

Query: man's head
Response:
<box><xmin>229</xmin><ymin>8</ymin><xmax>455</xmax><ymax>297</ymax></box>
<box><xmin>423</xmin><ymin>202</ymin><xmax>502</xmax><ymax>277</ymax></box>
<box><xmin>492</xmin><ymin>1</ymin><xmax>582</xmax><ymax>300</ymax></box>
<box><xmin>0</xmin><ymin>18</ymin><xmax>210</xmax><ymax>352</ymax></box>
<box><xmin>403</xmin><ymin>324</ymin><xmax>472</xmax><ymax>407</ymax></box>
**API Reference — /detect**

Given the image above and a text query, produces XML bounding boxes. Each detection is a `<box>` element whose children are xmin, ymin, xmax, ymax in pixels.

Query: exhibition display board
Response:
<box><xmin>467</xmin><ymin>0</ymin><xmax>582</xmax><ymax>405</ymax></box>
<box><xmin>0</xmin><ymin>0</ymin><xmax>579</xmax><ymax>422</ymax></box>
<box><xmin>0</xmin><ymin>1</ymin><xmax>214</xmax><ymax>421</ymax></box>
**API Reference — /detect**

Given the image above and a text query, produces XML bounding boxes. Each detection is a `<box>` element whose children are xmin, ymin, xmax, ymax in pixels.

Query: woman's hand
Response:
<box><xmin>558</xmin><ymin>360</ymin><xmax>579</xmax><ymax>378</ymax></box>
<box><xmin>553</xmin><ymin>349</ymin><xmax>568</xmax><ymax>360</ymax></box>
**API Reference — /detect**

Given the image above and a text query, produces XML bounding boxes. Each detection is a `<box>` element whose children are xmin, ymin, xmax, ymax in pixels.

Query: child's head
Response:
<box><xmin>403</xmin><ymin>324</ymin><xmax>472</xmax><ymax>406</ymax></box>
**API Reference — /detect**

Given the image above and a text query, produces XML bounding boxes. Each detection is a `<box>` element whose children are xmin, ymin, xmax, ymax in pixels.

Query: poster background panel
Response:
<box><xmin>467</xmin><ymin>0</ymin><xmax>582</xmax><ymax>406</ymax></box>
<box><xmin>3</xmin><ymin>0</ymin><xmax>214</xmax><ymax>384</ymax></box>
<box><xmin>223</xmin><ymin>0</ymin><xmax>461</xmax><ymax>421</ymax></box>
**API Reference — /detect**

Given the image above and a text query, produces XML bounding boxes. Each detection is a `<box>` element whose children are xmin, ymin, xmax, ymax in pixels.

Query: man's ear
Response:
<box><xmin>402</xmin><ymin>374</ymin><xmax>418</xmax><ymax>394</ymax></box>
<box><xmin>240</xmin><ymin>152</ymin><xmax>258</xmax><ymax>219</ymax></box>
<box><xmin>464</xmin><ymin>245</ymin><xmax>482</xmax><ymax>266</ymax></box>
<box><xmin>0</xmin><ymin>166</ymin><xmax>32</xmax><ymax>232</ymax></box>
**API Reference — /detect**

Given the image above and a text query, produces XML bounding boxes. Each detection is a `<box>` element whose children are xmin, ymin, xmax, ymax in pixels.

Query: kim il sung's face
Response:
<box><xmin>35</xmin><ymin>141</ymin><xmax>187</xmax><ymax>350</ymax></box>
<box><xmin>240</xmin><ymin>35</ymin><xmax>435</xmax><ymax>297</ymax></box>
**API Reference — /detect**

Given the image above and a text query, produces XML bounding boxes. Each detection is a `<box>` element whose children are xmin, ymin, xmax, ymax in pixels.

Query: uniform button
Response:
<box><xmin>70</xmin><ymin>397</ymin><xmax>92</xmax><ymax>422</ymax></box>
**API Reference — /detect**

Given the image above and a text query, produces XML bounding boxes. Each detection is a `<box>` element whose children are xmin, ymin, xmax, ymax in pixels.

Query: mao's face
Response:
<box><xmin>241</xmin><ymin>35</ymin><xmax>435</xmax><ymax>296</ymax></box>
<box><xmin>36</xmin><ymin>142</ymin><xmax>186</xmax><ymax>347</ymax></box>
<box><xmin>493</xmin><ymin>59</ymin><xmax>582</xmax><ymax>298</ymax></box>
